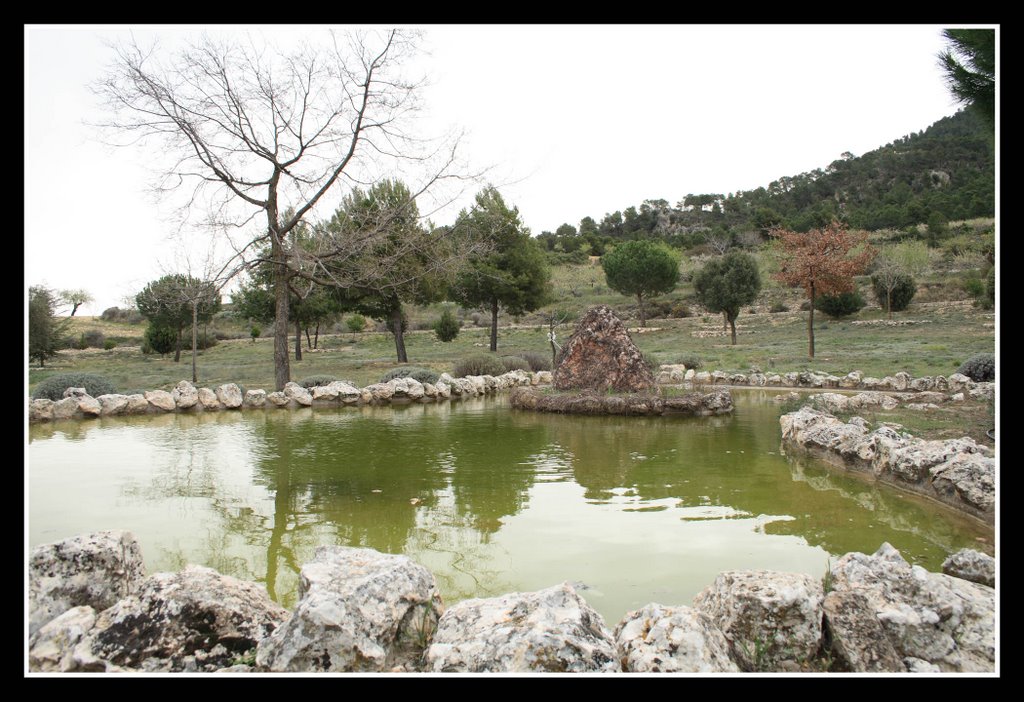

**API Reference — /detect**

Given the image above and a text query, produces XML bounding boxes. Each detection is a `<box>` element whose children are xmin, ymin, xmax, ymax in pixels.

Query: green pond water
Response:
<box><xmin>28</xmin><ymin>391</ymin><xmax>992</xmax><ymax>625</ymax></box>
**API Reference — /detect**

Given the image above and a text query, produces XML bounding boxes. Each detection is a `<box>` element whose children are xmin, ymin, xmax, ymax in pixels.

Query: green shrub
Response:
<box><xmin>500</xmin><ymin>356</ymin><xmax>531</xmax><ymax>372</ymax></box>
<box><xmin>670</xmin><ymin>303</ymin><xmax>692</xmax><ymax>318</ymax></box>
<box><xmin>814</xmin><ymin>290</ymin><xmax>866</xmax><ymax>319</ymax></box>
<box><xmin>769</xmin><ymin>302</ymin><xmax>789</xmax><ymax>313</ymax></box>
<box><xmin>433</xmin><ymin>309</ymin><xmax>460</xmax><ymax>342</ymax></box>
<box><xmin>345</xmin><ymin>314</ymin><xmax>366</xmax><ymax>333</ymax></box>
<box><xmin>452</xmin><ymin>355</ymin><xmax>507</xmax><ymax>378</ymax></box>
<box><xmin>872</xmin><ymin>273</ymin><xmax>916</xmax><ymax>313</ymax></box>
<box><xmin>984</xmin><ymin>267</ymin><xmax>995</xmax><ymax>308</ymax></box>
<box><xmin>32</xmin><ymin>373</ymin><xmax>116</xmax><ymax>401</ymax></box>
<box><xmin>675</xmin><ymin>354</ymin><xmax>703</xmax><ymax>369</ymax></box>
<box><xmin>956</xmin><ymin>353</ymin><xmax>994</xmax><ymax>382</ymax></box>
<box><xmin>299</xmin><ymin>375</ymin><xmax>338</xmax><ymax>389</ymax></box>
<box><xmin>642</xmin><ymin>352</ymin><xmax>660</xmax><ymax>371</ymax></box>
<box><xmin>141</xmin><ymin>324</ymin><xmax>177</xmax><ymax>356</ymax></box>
<box><xmin>195</xmin><ymin>334</ymin><xmax>219</xmax><ymax>350</ymax></box>
<box><xmin>80</xmin><ymin>330</ymin><xmax>106</xmax><ymax>348</ymax></box>
<box><xmin>250</xmin><ymin>325</ymin><xmax>261</xmax><ymax>342</ymax></box>
<box><xmin>380</xmin><ymin>367</ymin><xmax>441</xmax><ymax>385</ymax></box>
<box><xmin>520</xmin><ymin>352</ymin><xmax>552</xmax><ymax>372</ymax></box>
<box><xmin>103</xmin><ymin>339</ymin><xmax>117</xmax><ymax>350</ymax></box>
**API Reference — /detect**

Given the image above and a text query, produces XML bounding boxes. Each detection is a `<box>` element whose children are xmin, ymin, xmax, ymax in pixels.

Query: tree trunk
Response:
<box><xmin>723</xmin><ymin>311</ymin><xmax>728</xmax><ymax>330</ymax></box>
<box><xmin>730</xmin><ymin>316</ymin><xmax>737</xmax><ymax>345</ymax></box>
<box><xmin>71</xmin><ymin>303</ymin><xmax>80</xmax><ymax>317</ymax></box>
<box><xmin>490</xmin><ymin>299</ymin><xmax>499</xmax><ymax>352</ymax></box>
<box><xmin>637</xmin><ymin>293</ymin><xmax>646</xmax><ymax>327</ymax></box>
<box><xmin>808</xmin><ymin>283</ymin><xmax>816</xmax><ymax>359</ymax></box>
<box><xmin>887</xmin><ymin>288</ymin><xmax>893</xmax><ymax>320</ymax></box>
<box><xmin>174</xmin><ymin>327</ymin><xmax>182</xmax><ymax>363</ymax></box>
<box><xmin>314</xmin><ymin>323</ymin><xmax>320</xmax><ymax>349</ymax></box>
<box><xmin>305</xmin><ymin>327</ymin><xmax>312</xmax><ymax>349</ymax></box>
<box><xmin>191</xmin><ymin>301</ymin><xmax>199</xmax><ymax>383</ymax></box>
<box><xmin>392</xmin><ymin>306</ymin><xmax>408</xmax><ymax>363</ymax></box>
<box><xmin>294</xmin><ymin>319</ymin><xmax>303</xmax><ymax>361</ymax></box>
<box><xmin>269</xmin><ymin>171</ymin><xmax>291</xmax><ymax>392</ymax></box>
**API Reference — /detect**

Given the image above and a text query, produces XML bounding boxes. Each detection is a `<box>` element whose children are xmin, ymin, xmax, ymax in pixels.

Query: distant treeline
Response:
<box><xmin>538</xmin><ymin>109</ymin><xmax>994</xmax><ymax>255</ymax></box>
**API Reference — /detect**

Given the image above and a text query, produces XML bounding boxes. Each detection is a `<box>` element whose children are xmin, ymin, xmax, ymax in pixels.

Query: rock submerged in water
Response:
<box><xmin>553</xmin><ymin>305</ymin><xmax>656</xmax><ymax>393</ymax></box>
<box><xmin>425</xmin><ymin>582</ymin><xmax>619</xmax><ymax>673</ymax></box>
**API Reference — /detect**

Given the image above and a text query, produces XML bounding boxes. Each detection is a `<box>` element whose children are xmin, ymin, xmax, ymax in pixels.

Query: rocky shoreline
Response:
<box><xmin>28</xmin><ymin>370</ymin><xmax>550</xmax><ymax>423</ymax></box>
<box><xmin>780</xmin><ymin>406</ymin><xmax>995</xmax><ymax>524</ymax></box>
<box><xmin>28</xmin><ymin>530</ymin><xmax>995</xmax><ymax>674</ymax></box>
<box><xmin>509</xmin><ymin>386</ymin><xmax>734</xmax><ymax>417</ymax></box>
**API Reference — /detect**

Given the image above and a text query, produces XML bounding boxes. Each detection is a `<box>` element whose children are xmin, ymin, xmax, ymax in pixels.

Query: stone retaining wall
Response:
<box><xmin>28</xmin><ymin>531</ymin><xmax>995</xmax><ymax>674</ymax></box>
<box><xmin>28</xmin><ymin>370</ymin><xmax>552</xmax><ymax>424</ymax></box>
<box><xmin>780</xmin><ymin>406</ymin><xmax>995</xmax><ymax>523</ymax></box>
<box><xmin>509</xmin><ymin>386</ymin><xmax>734</xmax><ymax>417</ymax></box>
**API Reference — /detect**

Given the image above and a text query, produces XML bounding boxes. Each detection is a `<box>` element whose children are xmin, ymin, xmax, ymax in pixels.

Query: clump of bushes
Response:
<box><xmin>769</xmin><ymin>302</ymin><xmax>789</xmax><ymax>313</ymax></box>
<box><xmin>499</xmin><ymin>356</ymin><xmax>531</xmax><ymax>373</ymax></box>
<box><xmin>814</xmin><ymin>290</ymin><xmax>866</xmax><ymax>319</ymax></box>
<box><xmin>299</xmin><ymin>375</ymin><xmax>338</xmax><ymax>389</ymax></box>
<box><xmin>433</xmin><ymin>309</ymin><xmax>460</xmax><ymax>342</ymax></box>
<box><xmin>642</xmin><ymin>352</ymin><xmax>660</xmax><ymax>371</ymax></box>
<box><xmin>103</xmin><ymin>339</ymin><xmax>118</xmax><ymax>350</ymax></box>
<box><xmin>520</xmin><ymin>351</ymin><xmax>552</xmax><ymax>372</ymax></box>
<box><xmin>345</xmin><ymin>314</ymin><xmax>366</xmax><ymax>333</ymax></box>
<box><xmin>956</xmin><ymin>353</ymin><xmax>994</xmax><ymax>382</ymax></box>
<box><xmin>670</xmin><ymin>303</ymin><xmax>692</xmax><ymax>318</ymax></box>
<box><xmin>872</xmin><ymin>272</ymin><xmax>916</xmax><ymax>313</ymax></box>
<box><xmin>675</xmin><ymin>354</ymin><xmax>702</xmax><ymax>370</ymax></box>
<box><xmin>32</xmin><ymin>373</ymin><xmax>116</xmax><ymax>401</ymax></box>
<box><xmin>452</xmin><ymin>355</ymin><xmax>507</xmax><ymax>378</ymax></box>
<box><xmin>468</xmin><ymin>312</ymin><xmax>486</xmax><ymax>327</ymax></box>
<box><xmin>380</xmin><ymin>367</ymin><xmax>441</xmax><ymax>385</ymax></box>
<box><xmin>80</xmin><ymin>330</ymin><xmax>106</xmax><ymax>348</ymax></box>
<box><xmin>983</xmin><ymin>267</ymin><xmax>995</xmax><ymax>309</ymax></box>
<box><xmin>141</xmin><ymin>324</ymin><xmax>178</xmax><ymax>356</ymax></box>
<box><xmin>100</xmin><ymin>306</ymin><xmax>145</xmax><ymax>324</ymax></box>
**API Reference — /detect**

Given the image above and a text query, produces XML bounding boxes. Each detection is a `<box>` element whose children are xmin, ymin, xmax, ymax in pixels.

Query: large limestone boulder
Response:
<box><xmin>256</xmin><ymin>546</ymin><xmax>443</xmax><ymax>672</ymax></box>
<box><xmin>829</xmin><ymin>543</ymin><xmax>994</xmax><ymax>672</ymax></box>
<box><xmin>693</xmin><ymin>570</ymin><xmax>824</xmax><ymax>671</ymax></box>
<box><xmin>97</xmin><ymin>394</ymin><xmax>129</xmax><ymax>416</ymax></box>
<box><xmin>425</xmin><ymin>582</ymin><xmax>618</xmax><ymax>673</ymax></box>
<box><xmin>942</xmin><ymin>549</ymin><xmax>995</xmax><ymax>588</ymax></box>
<box><xmin>30</xmin><ymin>398</ymin><xmax>55</xmax><ymax>422</ymax></box>
<box><xmin>197</xmin><ymin>387</ymin><xmax>220</xmax><ymax>410</ymax></box>
<box><xmin>614</xmin><ymin>603</ymin><xmax>738</xmax><ymax>672</ymax></box>
<box><xmin>389</xmin><ymin>376</ymin><xmax>425</xmax><ymax>400</ymax></box>
<box><xmin>79</xmin><ymin>565</ymin><xmax>289</xmax><ymax>673</ymax></box>
<box><xmin>172</xmin><ymin>380</ymin><xmax>199</xmax><ymax>409</ymax></box>
<box><xmin>822</xmin><ymin>590</ymin><xmax>904</xmax><ymax>672</ymax></box>
<box><xmin>144</xmin><ymin>390</ymin><xmax>176</xmax><ymax>412</ymax></box>
<box><xmin>283</xmin><ymin>382</ymin><xmax>313</xmax><ymax>406</ymax></box>
<box><xmin>244</xmin><ymin>389</ymin><xmax>267</xmax><ymax>408</ymax></box>
<box><xmin>553</xmin><ymin>305</ymin><xmax>655</xmax><ymax>393</ymax></box>
<box><xmin>29</xmin><ymin>606</ymin><xmax>98</xmax><ymax>672</ymax></box>
<box><xmin>29</xmin><ymin>530</ymin><xmax>146</xmax><ymax>637</ymax></box>
<box><xmin>215</xmin><ymin>383</ymin><xmax>244</xmax><ymax>409</ymax></box>
<box><xmin>52</xmin><ymin>397</ymin><xmax>80</xmax><ymax>420</ymax></box>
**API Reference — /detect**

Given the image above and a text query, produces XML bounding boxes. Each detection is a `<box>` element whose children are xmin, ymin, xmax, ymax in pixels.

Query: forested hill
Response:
<box><xmin>539</xmin><ymin>109</ymin><xmax>994</xmax><ymax>253</ymax></box>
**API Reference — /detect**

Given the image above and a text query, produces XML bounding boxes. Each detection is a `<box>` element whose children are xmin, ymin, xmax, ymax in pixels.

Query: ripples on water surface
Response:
<box><xmin>28</xmin><ymin>391</ymin><xmax>992</xmax><ymax>623</ymax></box>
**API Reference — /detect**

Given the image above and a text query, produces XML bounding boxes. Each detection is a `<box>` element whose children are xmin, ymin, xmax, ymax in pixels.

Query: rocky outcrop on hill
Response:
<box><xmin>553</xmin><ymin>305</ymin><xmax>656</xmax><ymax>393</ymax></box>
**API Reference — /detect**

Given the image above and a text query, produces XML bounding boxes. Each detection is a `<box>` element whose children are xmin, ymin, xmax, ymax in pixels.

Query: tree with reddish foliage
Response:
<box><xmin>771</xmin><ymin>220</ymin><xmax>875</xmax><ymax>358</ymax></box>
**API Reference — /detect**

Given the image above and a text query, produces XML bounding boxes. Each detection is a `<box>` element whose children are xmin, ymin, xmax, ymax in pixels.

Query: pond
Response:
<box><xmin>27</xmin><ymin>391</ymin><xmax>992</xmax><ymax>625</ymax></box>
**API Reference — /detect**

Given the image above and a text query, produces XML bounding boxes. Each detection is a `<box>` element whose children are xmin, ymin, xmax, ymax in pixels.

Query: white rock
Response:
<box><xmin>426</xmin><ymin>582</ymin><xmax>618</xmax><ymax>673</ymax></box>
<box><xmin>52</xmin><ymin>397</ymin><xmax>79</xmax><ymax>420</ymax></box>
<box><xmin>257</xmin><ymin>547</ymin><xmax>443</xmax><ymax>672</ymax></box>
<box><xmin>29</xmin><ymin>606</ymin><xmax>97</xmax><ymax>672</ymax></box>
<box><xmin>29</xmin><ymin>530</ymin><xmax>146</xmax><ymax>637</ymax></box>
<box><xmin>693</xmin><ymin>570</ymin><xmax>824</xmax><ymax>671</ymax></box>
<box><xmin>197</xmin><ymin>387</ymin><xmax>220</xmax><ymax>410</ymax></box>
<box><xmin>29</xmin><ymin>398</ymin><xmax>55</xmax><ymax>422</ymax></box>
<box><xmin>244</xmin><ymin>389</ymin><xmax>267</xmax><ymax>408</ymax></box>
<box><xmin>173</xmin><ymin>381</ymin><xmax>199</xmax><ymax>409</ymax></box>
<box><xmin>215</xmin><ymin>383</ymin><xmax>244</xmax><ymax>408</ymax></box>
<box><xmin>283</xmin><ymin>382</ymin><xmax>312</xmax><ymax>406</ymax></box>
<box><xmin>144</xmin><ymin>390</ymin><xmax>176</xmax><ymax>412</ymax></box>
<box><xmin>615</xmin><ymin>603</ymin><xmax>738</xmax><ymax>672</ymax></box>
<box><xmin>267</xmin><ymin>391</ymin><xmax>289</xmax><ymax>407</ymax></box>
<box><xmin>942</xmin><ymin>549</ymin><xmax>995</xmax><ymax>587</ymax></box>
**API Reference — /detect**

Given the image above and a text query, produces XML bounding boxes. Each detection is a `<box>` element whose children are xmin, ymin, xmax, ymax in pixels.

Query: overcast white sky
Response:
<box><xmin>25</xmin><ymin>24</ymin><xmax>992</xmax><ymax>314</ymax></box>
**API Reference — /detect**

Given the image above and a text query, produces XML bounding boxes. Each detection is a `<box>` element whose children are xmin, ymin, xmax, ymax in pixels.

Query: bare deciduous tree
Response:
<box><xmin>94</xmin><ymin>29</ymin><xmax>481</xmax><ymax>390</ymax></box>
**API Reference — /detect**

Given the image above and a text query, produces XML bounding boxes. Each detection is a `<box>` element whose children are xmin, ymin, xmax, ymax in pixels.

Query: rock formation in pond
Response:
<box><xmin>553</xmin><ymin>305</ymin><xmax>656</xmax><ymax>393</ymax></box>
<box><xmin>614</xmin><ymin>603</ymin><xmax>738</xmax><ymax>672</ymax></box>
